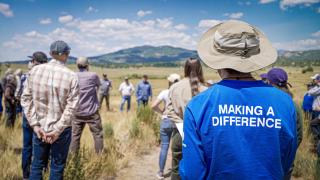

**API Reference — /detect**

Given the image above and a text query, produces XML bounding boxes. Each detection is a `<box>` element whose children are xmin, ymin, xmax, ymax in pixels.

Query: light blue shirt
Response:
<box><xmin>136</xmin><ymin>80</ymin><xmax>152</xmax><ymax>101</ymax></box>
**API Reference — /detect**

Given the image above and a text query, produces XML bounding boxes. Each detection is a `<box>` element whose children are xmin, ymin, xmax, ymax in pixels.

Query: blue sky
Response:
<box><xmin>0</xmin><ymin>0</ymin><xmax>320</xmax><ymax>61</ymax></box>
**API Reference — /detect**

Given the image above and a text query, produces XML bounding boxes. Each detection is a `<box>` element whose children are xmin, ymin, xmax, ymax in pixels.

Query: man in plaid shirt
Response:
<box><xmin>21</xmin><ymin>40</ymin><xmax>79</xmax><ymax>180</ymax></box>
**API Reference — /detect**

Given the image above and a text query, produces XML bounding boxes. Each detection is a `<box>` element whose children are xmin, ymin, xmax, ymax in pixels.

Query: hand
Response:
<box><xmin>33</xmin><ymin>126</ymin><xmax>46</xmax><ymax>141</ymax></box>
<box><xmin>45</xmin><ymin>130</ymin><xmax>60</xmax><ymax>144</ymax></box>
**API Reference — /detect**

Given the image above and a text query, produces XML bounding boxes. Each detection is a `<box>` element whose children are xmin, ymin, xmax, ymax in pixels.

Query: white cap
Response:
<box><xmin>76</xmin><ymin>57</ymin><xmax>89</xmax><ymax>66</ymax></box>
<box><xmin>167</xmin><ymin>73</ymin><xmax>181</xmax><ymax>83</ymax></box>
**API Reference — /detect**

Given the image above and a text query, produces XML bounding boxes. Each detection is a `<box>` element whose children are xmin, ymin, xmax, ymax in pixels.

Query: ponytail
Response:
<box><xmin>184</xmin><ymin>58</ymin><xmax>204</xmax><ymax>97</ymax></box>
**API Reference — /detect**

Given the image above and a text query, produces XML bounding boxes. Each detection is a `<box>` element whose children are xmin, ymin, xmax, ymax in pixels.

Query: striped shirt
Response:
<box><xmin>21</xmin><ymin>59</ymin><xmax>79</xmax><ymax>134</ymax></box>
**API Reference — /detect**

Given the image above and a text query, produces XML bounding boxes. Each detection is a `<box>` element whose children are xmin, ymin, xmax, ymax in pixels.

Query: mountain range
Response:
<box><xmin>1</xmin><ymin>45</ymin><xmax>320</xmax><ymax>65</ymax></box>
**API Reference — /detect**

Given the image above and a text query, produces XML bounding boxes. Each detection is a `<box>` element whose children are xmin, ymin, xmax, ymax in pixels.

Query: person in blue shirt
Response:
<box><xmin>136</xmin><ymin>74</ymin><xmax>152</xmax><ymax>107</ymax></box>
<box><xmin>180</xmin><ymin>20</ymin><xmax>297</xmax><ymax>180</ymax></box>
<box><xmin>302</xmin><ymin>83</ymin><xmax>315</xmax><ymax>120</ymax></box>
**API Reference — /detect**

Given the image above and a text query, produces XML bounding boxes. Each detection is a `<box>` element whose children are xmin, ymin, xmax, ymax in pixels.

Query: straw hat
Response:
<box><xmin>197</xmin><ymin>20</ymin><xmax>277</xmax><ymax>73</ymax></box>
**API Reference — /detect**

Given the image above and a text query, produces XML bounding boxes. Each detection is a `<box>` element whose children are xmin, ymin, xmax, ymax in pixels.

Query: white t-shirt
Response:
<box><xmin>119</xmin><ymin>82</ymin><xmax>135</xmax><ymax>96</ymax></box>
<box><xmin>157</xmin><ymin>89</ymin><xmax>169</xmax><ymax>119</ymax></box>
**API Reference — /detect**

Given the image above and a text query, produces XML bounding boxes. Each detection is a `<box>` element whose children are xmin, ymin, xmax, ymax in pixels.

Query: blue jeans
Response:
<box><xmin>159</xmin><ymin>118</ymin><xmax>174</xmax><ymax>173</ymax></box>
<box><xmin>22</xmin><ymin>114</ymin><xmax>33</xmax><ymax>179</ymax></box>
<box><xmin>30</xmin><ymin>127</ymin><xmax>71</xmax><ymax>180</ymax></box>
<box><xmin>120</xmin><ymin>96</ymin><xmax>131</xmax><ymax>112</ymax></box>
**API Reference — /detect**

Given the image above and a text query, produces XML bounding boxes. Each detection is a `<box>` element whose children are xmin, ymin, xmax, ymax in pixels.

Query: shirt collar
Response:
<box><xmin>50</xmin><ymin>59</ymin><xmax>66</xmax><ymax>65</ymax></box>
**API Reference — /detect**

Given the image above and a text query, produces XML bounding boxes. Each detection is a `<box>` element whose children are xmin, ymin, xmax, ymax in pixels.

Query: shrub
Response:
<box><xmin>104</xmin><ymin>123</ymin><xmax>114</xmax><ymax>139</ymax></box>
<box><xmin>129</xmin><ymin>118</ymin><xmax>141</xmax><ymax>138</ymax></box>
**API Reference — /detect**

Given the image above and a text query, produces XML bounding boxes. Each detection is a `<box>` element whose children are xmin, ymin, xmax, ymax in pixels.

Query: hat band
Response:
<box><xmin>213</xmin><ymin>30</ymin><xmax>261</xmax><ymax>58</ymax></box>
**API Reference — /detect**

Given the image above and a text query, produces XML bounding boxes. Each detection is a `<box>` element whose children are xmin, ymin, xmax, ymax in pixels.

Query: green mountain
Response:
<box><xmin>89</xmin><ymin>45</ymin><xmax>197</xmax><ymax>64</ymax></box>
<box><xmin>277</xmin><ymin>49</ymin><xmax>320</xmax><ymax>66</ymax></box>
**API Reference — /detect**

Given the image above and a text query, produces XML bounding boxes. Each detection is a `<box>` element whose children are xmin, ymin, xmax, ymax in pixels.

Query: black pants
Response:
<box><xmin>5</xmin><ymin>100</ymin><xmax>16</xmax><ymax>128</ymax></box>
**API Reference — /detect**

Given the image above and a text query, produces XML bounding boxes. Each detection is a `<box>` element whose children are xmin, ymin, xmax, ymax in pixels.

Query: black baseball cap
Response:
<box><xmin>50</xmin><ymin>40</ymin><xmax>71</xmax><ymax>55</ymax></box>
<box><xmin>28</xmin><ymin>51</ymin><xmax>48</xmax><ymax>63</ymax></box>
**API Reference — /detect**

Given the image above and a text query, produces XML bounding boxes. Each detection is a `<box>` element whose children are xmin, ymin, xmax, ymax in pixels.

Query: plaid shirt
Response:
<box><xmin>21</xmin><ymin>59</ymin><xmax>79</xmax><ymax>134</ymax></box>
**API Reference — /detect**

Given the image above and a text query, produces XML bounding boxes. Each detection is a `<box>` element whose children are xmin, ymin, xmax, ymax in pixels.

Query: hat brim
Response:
<box><xmin>197</xmin><ymin>24</ymin><xmax>277</xmax><ymax>73</ymax></box>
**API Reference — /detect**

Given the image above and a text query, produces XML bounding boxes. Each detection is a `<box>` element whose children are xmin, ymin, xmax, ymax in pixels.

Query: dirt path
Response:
<box><xmin>117</xmin><ymin>146</ymin><xmax>172</xmax><ymax>180</ymax></box>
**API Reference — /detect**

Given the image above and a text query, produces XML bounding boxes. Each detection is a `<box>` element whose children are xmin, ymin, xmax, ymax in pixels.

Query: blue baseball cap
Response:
<box><xmin>267</xmin><ymin>68</ymin><xmax>291</xmax><ymax>87</ymax></box>
<box><xmin>50</xmin><ymin>40</ymin><xmax>71</xmax><ymax>55</ymax></box>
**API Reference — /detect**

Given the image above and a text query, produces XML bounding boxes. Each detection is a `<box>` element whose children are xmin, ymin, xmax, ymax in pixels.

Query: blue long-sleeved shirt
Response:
<box><xmin>136</xmin><ymin>80</ymin><xmax>152</xmax><ymax>101</ymax></box>
<box><xmin>180</xmin><ymin>80</ymin><xmax>297</xmax><ymax>180</ymax></box>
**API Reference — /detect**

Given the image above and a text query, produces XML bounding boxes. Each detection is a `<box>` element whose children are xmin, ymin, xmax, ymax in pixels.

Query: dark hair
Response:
<box><xmin>77</xmin><ymin>64</ymin><xmax>88</xmax><ymax>69</ymax></box>
<box><xmin>184</xmin><ymin>58</ymin><xmax>204</xmax><ymax>97</ymax></box>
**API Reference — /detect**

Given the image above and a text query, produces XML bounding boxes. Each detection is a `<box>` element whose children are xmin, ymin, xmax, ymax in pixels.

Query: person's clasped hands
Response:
<box><xmin>33</xmin><ymin>126</ymin><xmax>60</xmax><ymax>144</ymax></box>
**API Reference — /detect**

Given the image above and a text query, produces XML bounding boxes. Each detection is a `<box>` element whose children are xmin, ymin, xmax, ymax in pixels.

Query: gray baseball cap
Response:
<box><xmin>50</xmin><ymin>40</ymin><xmax>71</xmax><ymax>55</ymax></box>
<box><xmin>28</xmin><ymin>51</ymin><xmax>48</xmax><ymax>63</ymax></box>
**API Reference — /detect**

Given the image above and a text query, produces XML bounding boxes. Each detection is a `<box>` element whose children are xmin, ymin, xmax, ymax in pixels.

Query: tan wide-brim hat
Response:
<box><xmin>197</xmin><ymin>20</ymin><xmax>277</xmax><ymax>73</ymax></box>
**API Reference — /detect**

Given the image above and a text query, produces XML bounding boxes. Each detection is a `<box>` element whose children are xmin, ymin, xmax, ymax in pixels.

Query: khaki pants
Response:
<box><xmin>171</xmin><ymin>128</ymin><xmax>182</xmax><ymax>180</ymax></box>
<box><xmin>70</xmin><ymin>112</ymin><xmax>104</xmax><ymax>153</ymax></box>
<box><xmin>99</xmin><ymin>94</ymin><xmax>110</xmax><ymax>111</ymax></box>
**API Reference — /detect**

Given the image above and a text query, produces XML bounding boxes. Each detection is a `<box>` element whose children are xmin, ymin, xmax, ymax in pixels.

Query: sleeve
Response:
<box><xmin>135</xmin><ymin>83</ymin><xmax>139</xmax><ymax>97</ymax></box>
<box><xmin>149</xmin><ymin>84</ymin><xmax>153</xmax><ymax>97</ymax></box>
<box><xmin>180</xmin><ymin>107</ymin><xmax>207</xmax><ymax>180</ymax></box>
<box><xmin>294</xmin><ymin>103</ymin><xmax>303</xmax><ymax>146</ymax></box>
<box><xmin>281</xmin><ymin>103</ymin><xmax>298</xmax><ymax>174</ymax></box>
<box><xmin>118</xmin><ymin>83</ymin><xmax>122</xmax><ymax>91</ymax></box>
<box><xmin>21</xmin><ymin>74</ymin><xmax>39</xmax><ymax>127</ymax></box>
<box><xmin>53</xmin><ymin>75</ymin><xmax>80</xmax><ymax>135</ymax></box>
<box><xmin>157</xmin><ymin>90</ymin><xmax>165</xmax><ymax>101</ymax></box>
<box><xmin>96</xmin><ymin>75</ymin><xmax>100</xmax><ymax>88</ymax></box>
<box><xmin>308</xmin><ymin>86</ymin><xmax>320</xmax><ymax>96</ymax></box>
<box><xmin>166</xmin><ymin>87</ymin><xmax>183</xmax><ymax>123</ymax></box>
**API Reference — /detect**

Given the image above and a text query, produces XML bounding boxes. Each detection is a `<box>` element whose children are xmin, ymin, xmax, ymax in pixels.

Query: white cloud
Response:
<box><xmin>274</xmin><ymin>38</ymin><xmax>320</xmax><ymax>50</ymax></box>
<box><xmin>317</xmin><ymin>7</ymin><xmax>320</xmax><ymax>13</ymax></box>
<box><xmin>0</xmin><ymin>3</ymin><xmax>13</xmax><ymax>17</ymax></box>
<box><xmin>58</xmin><ymin>15</ymin><xmax>73</xmax><ymax>23</ymax></box>
<box><xmin>198</xmin><ymin>19</ymin><xmax>222</xmax><ymax>29</ymax></box>
<box><xmin>86</xmin><ymin>6</ymin><xmax>98</xmax><ymax>13</ymax></box>
<box><xmin>280</xmin><ymin>0</ymin><xmax>320</xmax><ymax>10</ymax></box>
<box><xmin>259</xmin><ymin>0</ymin><xmax>277</xmax><ymax>4</ymax></box>
<box><xmin>1</xmin><ymin>17</ymin><xmax>196</xmax><ymax>61</ymax></box>
<box><xmin>312</xmin><ymin>30</ymin><xmax>320</xmax><ymax>37</ymax></box>
<box><xmin>137</xmin><ymin>10</ymin><xmax>152</xmax><ymax>18</ymax></box>
<box><xmin>39</xmin><ymin>18</ymin><xmax>52</xmax><ymax>25</ymax></box>
<box><xmin>224</xmin><ymin>12</ymin><xmax>244</xmax><ymax>19</ymax></box>
<box><xmin>174</xmin><ymin>24</ymin><xmax>188</xmax><ymax>30</ymax></box>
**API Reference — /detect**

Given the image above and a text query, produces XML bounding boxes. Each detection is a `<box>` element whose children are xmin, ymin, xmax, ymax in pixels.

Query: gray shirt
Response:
<box><xmin>99</xmin><ymin>79</ymin><xmax>112</xmax><ymax>95</ymax></box>
<box><xmin>76</xmin><ymin>70</ymin><xmax>100</xmax><ymax>117</ymax></box>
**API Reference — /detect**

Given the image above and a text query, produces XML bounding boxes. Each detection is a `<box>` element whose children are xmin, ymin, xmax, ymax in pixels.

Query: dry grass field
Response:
<box><xmin>0</xmin><ymin>63</ymin><xmax>319</xmax><ymax>179</ymax></box>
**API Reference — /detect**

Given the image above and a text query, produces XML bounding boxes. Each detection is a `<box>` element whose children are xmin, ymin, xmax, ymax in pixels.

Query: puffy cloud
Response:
<box><xmin>39</xmin><ymin>18</ymin><xmax>52</xmax><ymax>25</ymax></box>
<box><xmin>137</xmin><ymin>10</ymin><xmax>152</xmax><ymax>18</ymax></box>
<box><xmin>58</xmin><ymin>15</ymin><xmax>73</xmax><ymax>23</ymax></box>
<box><xmin>1</xmin><ymin>17</ymin><xmax>196</xmax><ymax>61</ymax></box>
<box><xmin>86</xmin><ymin>6</ymin><xmax>98</xmax><ymax>13</ymax></box>
<box><xmin>224</xmin><ymin>12</ymin><xmax>244</xmax><ymax>19</ymax></box>
<box><xmin>280</xmin><ymin>0</ymin><xmax>320</xmax><ymax>10</ymax></box>
<box><xmin>198</xmin><ymin>19</ymin><xmax>222</xmax><ymax>29</ymax></box>
<box><xmin>259</xmin><ymin>0</ymin><xmax>277</xmax><ymax>4</ymax></box>
<box><xmin>174</xmin><ymin>24</ymin><xmax>188</xmax><ymax>30</ymax></box>
<box><xmin>273</xmin><ymin>38</ymin><xmax>320</xmax><ymax>50</ymax></box>
<box><xmin>0</xmin><ymin>2</ymin><xmax>13</xmax><ymax>17</ymax></box>
<box><xmin>312</xmin><ymin>30</ymin><xmax>320</xmax><ymax>37</ymax></box>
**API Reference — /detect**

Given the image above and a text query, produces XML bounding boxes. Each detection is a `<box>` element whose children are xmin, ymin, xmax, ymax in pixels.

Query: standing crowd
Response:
<box><xmin>0</xmin><ymin>20</ymin><xmax>318</xmax><ymax>180</ymax></box>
